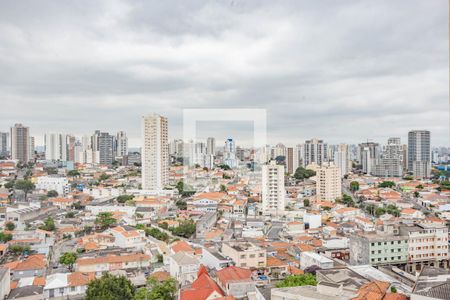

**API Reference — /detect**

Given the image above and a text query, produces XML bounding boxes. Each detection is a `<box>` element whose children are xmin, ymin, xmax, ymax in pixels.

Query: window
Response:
<box><xmin>259</xmin><ymin>253</ymin><xmax>264</xmax><ymax>257</ymax></box>
<box><xmin>240</xmin><ymin>255</ymin><xmax>246</xmax><ymax>259</ymax></box>
<box><xmin>250</xmin><ymin>254</ymin><xmax>255</xmax><ymax>258</ymax></box>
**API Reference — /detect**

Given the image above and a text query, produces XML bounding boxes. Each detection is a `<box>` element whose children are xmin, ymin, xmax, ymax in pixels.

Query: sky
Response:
<box><xmin>0</xmin><ymin>0</ymin><xmax>448</xmax><ymax>147</ymax></box>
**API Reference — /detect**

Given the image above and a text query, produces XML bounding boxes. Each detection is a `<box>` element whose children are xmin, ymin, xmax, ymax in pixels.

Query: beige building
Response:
<box><xmin>316</xmin><ymin>162</ymin><xmax>341</xmax><ymax>202</ymax></box>
<box><xmin>221</xmin><ymin>242</ymin><xmax>266</xmax><ymax>268</ymax></box>
<box><xmin>262</xmin><ymin>160</ymin><xmax>285</xmax><ymax>215</ymax></box>
<box><xmin>141</xmin><ymin>114</ymin><xmax>169</xmax><ymax>190</ymax></box>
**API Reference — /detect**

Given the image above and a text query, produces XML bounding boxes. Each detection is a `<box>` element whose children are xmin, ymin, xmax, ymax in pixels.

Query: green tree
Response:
<box><xmin>0</xmin><ymin>232</ymin><xmax>13</xmax><ymax>242</ymax></box>
<box><xmin>341</xmin><ymin>194</ymin><xmax>355</xmax><ymax>207</ymax></box>
<box><xmin>4</xmin><ymin>181</ymin><xmax>14</xmax><ymax>189</ymax></box>
<box><xmin>39</xmin><ymin>217</ymin><xmax>56</xmax><ymax>231</ymax></box>
<box><xmin>65</xmin><ymin>212</ymin><xmax>75</xmax><ymax>218</ymax></box>
<box><xmin>5</xmin><ymin>222</ymin><xmax>15</xmax><ymax>231</ymax></box>
<box><xmin>134</xmin><ymin>278</ymin><xmax>177</xmax><ymax>300</ymax></box>
<box><xmin>117</xmin><ymin>195</ymin><xmax>134</xmax><ymax>204</ymax></box>
<box><xmin>175</xmin><ymin>200</ymin><xmax>187</xmax><ymax>210</ymax></box>
<box><xmin>47</xmin><ymin>190</ymin><xmax>58</xmax><ymax>197</ymax></box>
<box><xmin>99</xmin><ymin>173</ymin><xmax>111</xmax><ymax>181</ymax></box>
<box><xmin>293</xmin><ymin>167</ymin><xmax>316</xmax><ymax>180</ymax></box>
<box><xmin>144</xmin><ymin>228</ymin><xmax>169</xmax><ymax>242</ymax></box>
<box><xmin>375</xmin><ymin>207</ymin><xmax>386</xmax><ymax>217</ymax></box>
<box><xmin>218</xmin><ymin>164</ymin><xmax>231</xmax><ymax>170</ymax></box>
<box><xmin>95</xmin><ymin>212</ymin><xmax>117</xmax><ymax>229</ymax></box>
<box><xmin>86</xmin><ymin>273</ymin><xmax>135</xmax><ymax>300</ymax></box>
<box><xmin>303</xmin><ymin>199</ymin><xmax>310</xmax><ymax>207</ymax></box>
<box><xmin>414</xmin><ymin>191</ymin><xmax>420</xmax><ymax>198</ymax></box>
<box><xmin>9</xmin><ymin>245</ymin><xmax>30</xmax><ymax>254</ymax></box>
<box><xmin>220</xmin><ymin>184</ymin><xmax>227</xmax><ymax>192</ymax></box>
<box><xmin>350</xmin><ymin>181</ymin><xmax>360</xmax><ymax>192</ymax></box>
<box><xmin>67</xmin><ymin>170</ymin><xmax>80</xmax><ymax>177</ymax></box>
<box><xmin>275</xmin><ymin>274</ymin><xmax>317</xmax><ymax>288</ymax></box>
<box><xmin>14</xmin><ymin>180</ymin><xmax>35</xmax><ymax>201</ymax></box>
<box><xmin>416</xmin><ymin>184</ymin><xmax>424</xmax><ymax>190</ymax></box>
<box><xmin>59</xmin><ymin>252</ymin><xmax>77</xmax><ymax>271</ymax></box>
<box><xmin>169</xmin><ymin>220</ymin><xmax>196</xmax><ymax>238</ymax></box>
<box><xmin>378</xmin><ymin>181</ymin><xmax>396</xmax><ymax>188</ymax></box>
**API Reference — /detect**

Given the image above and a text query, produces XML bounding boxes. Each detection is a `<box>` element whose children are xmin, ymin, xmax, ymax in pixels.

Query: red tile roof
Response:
<box><xmin>216</xmin><ymin>266</ymin><xmax>252</xmax><ymax>285</ymax></box>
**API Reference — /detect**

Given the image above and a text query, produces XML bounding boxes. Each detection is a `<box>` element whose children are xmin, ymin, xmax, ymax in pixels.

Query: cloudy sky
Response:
<box><xmin>0</xmin><ymin>0</ymin><xmax>448</xmax><ymax>147</ymax></box>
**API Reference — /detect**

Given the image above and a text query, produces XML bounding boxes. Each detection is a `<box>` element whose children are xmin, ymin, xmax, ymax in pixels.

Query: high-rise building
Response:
<box><xmin>272</xmin><ymin>143</ymin><xmax>286</xmax><ymax>159</ymax></box>
<box><xmin>67</xmin><ymin>135</ymin><xmax>76</xmax><ymax>162</ymax></box>
<box><xmin>142</xmin><ymin>114</ymin><xmax>169</xmax><ymax>190</ymax></box>
<box><xmin>358</xmin><ymin>142</ymin><xmax>380</xmax><ymax>174</ymax></box>
<box><xmin>262</xmin><ymin>161</ymin><xmax>285</xmax><ymax>215</ymax></box>
<box><xmin>408</xmin><ymin>130</ymin><xmax>431</xmax><ymax>179</ymax></box>
<box><xmin>304</xmin><ymin>138</ymin><xmax>327</xmax><ymax>166</ymax></box>
<box><xmin>44</xmin><ymin>133</ymin><xmax>68</xmax><ymax>161</ymax></box>
<box><xmin>286</xmin><ymin>147</ymin><xmax>299</xmax><ymax>174</ymax></box>
<box><xmin>223</xmin><ymin>138</ymin><xmax>237</xmax><ymax>168</ymax></box>
<box><xmin>316</xmin><ymin>162</ymin><xmax>341</xmax><ymax>202</ymax></box>
<box><xmin>372</xmin><ymin>138</ymin><xmax>404</xmax><ymax>177</ymax></box>
<box><xmin>29</xmin><ymin>136</ymin><xmax>35</xmax><ymax>161</ymax></box>
<box><xmin>98</xmin><ymin>132</ymin><xmax>115</xmax><ymax>165</ymax></box>
<box><xmin>206</xmin><ymin>137</ymin><xmax>215</xmax><ymax>155</ymax></box>
<box><xmin>116</xmin><ymin>131</ymin><xmax>128</xmax><ymax>158</ymax></box>
<box><xmin>0</xmin><ymin>132</ymin><xmax>9</xmax><ymax>156</ymax></box>
<box><xmin>333</xmin><ymin>144</ymin><xmax>349</xmax><ymax>178</ymax></box>
<box><xmin>10</xmin><ymin>123</ymin><xmax>30</xmax><ymax>162</ymax></box>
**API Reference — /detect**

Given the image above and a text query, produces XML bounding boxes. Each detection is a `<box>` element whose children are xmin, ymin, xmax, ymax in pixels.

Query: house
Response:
<box><xmin>170</xmin><ymin>240</ymin><xmax>195</xmax><ymax>255</ymax></box>
<box><xmin>266</xmin><ymin>256</ymin><xmax>289</xmax><ymax>279</ymax></box>
<box><xmin>77</xmin><ymin>233</ymin><xmax>115</xmax><ymax>251</ymax></box>
<box><xmin>108</xmin><ymin>226</ymin><xmax>146</xmax><ymax>250</ymax></box>
<box><xmin>4</xmin><ymin>255</ymin><xmax>46</xmax><ymax>280</ymax></box>
<box><xmin>221</xmin><ymin>242</ymin><xmax>266</xmax><ymax>268</ymax></box>
<box><xmin>216</xmin><ymin>266</ymin><xmax>255</xmax><ymax>299</ymax></box>
<box><xmin>200</xmin><ymin>247</ymin><xmax>233</xmax><ymax>271</ymax></box>
<box><xmin>354</xmin><ymin>216</ymin><xmax>375</xmax><ymax>232</ymax></box>
<box><xmin>75</xmin><ymin>253</ymin><xmax>150</xmax><ymax>274</ymax></box>
<box><xmin>169</xmin><ymin>252</ymin><xmax>201</xmax><ymax>285</ymax></box>
<box><xmin>180</xmin><ymin>265</ymin><xmax>224</xmax><ymax>300</ymax></box>
<box><xmin>400</xmin><ymin>208</ymin><xmax>424</xmax><ymax>219</ymax></box>
<box><xmin>43</xmin><ymin>272</ymin><xmax>95</xmax><ymax>299</ymax></box>
<box><xmin>300</xmin><ymin>252</ymin><xmax>333</xmax><ymax>270</ymax></box>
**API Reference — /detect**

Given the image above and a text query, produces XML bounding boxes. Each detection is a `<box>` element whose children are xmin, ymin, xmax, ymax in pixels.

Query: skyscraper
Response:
<box><xmin>206</xmin><ymin>137</ymin><xmax>215</xmax><ymax>155</ymax></box>
<box><xmin>316</xmin><ymin>162</ymin><xmax>341</xmax><ymax>202</ymax></box>
<box><xmin>372</xmin><ymin>138</ymin><xmax>404</xmax><ymax>177</ymax></box>
<box><xmin>408</xmin><ymin>130</ymin><xmax>431</xmax><ymax>178</ymax></box>
<box><xmin>98</xmin><ymin>132</ymin><xmax>115</xmax><ymax>165</ymax></box>
<box><xmin>10</xmin><ymin>123</ymin><xmax>30</xmax><ymax>162</ymax></box>
<box><xmin>358</xmin><ymin>142</ymin><xmax>380</xmax><ymax>174</ymax></box>
<box><xmin>0</xmin><ymin>132</ymin><xmax>9</xmax><ymax>157</ymax></box>
<box><xmin>286</xmin><ymin>147</ymin><xmax>299</xmax><ymax>174</ymax></box>
<box><xmin>44</xmin><ymin>133</ymin><xmax>68</xmax><ymax>161</ymax></box>
<box><xmin>142</xmin><ymin>114</ymin><xmax>169</xmax><ymax>190</ymax></box>
<box><xmin>262</xmin><ymin>161</ymin><xmax>286</xmax><ymax>215</ymax></box>
<box><xmin>333</xmin><ymin>144</ymin><xmax>349</xmax><ymax>178</ymax></box>
<box><xmin>223</xmin><ymin>138</ymin><xmax>237</xmax><ymax>168</ymax></box>
<box><xmin>116</xmin><ymin>131</ymin><xmax>128</xmax><ymax>158</ymax></box>
<box><xmin>304</xmin><ymin>138</ymin><xmax>327</xmax><ymax>166</ymax></box>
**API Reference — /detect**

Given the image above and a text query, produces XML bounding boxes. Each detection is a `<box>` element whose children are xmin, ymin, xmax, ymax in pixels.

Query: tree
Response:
<box><xmin>275</xmin><ymin>274</ymin><xmax>317</xmax><ymax>288</ymax></box>
<box><xmin>86</xmin><ymin>273</ymin><xmax>135</xmax><ymax>300</ymax></box>
<box><xmin>304</xmin><ymin>199</ymin><xmax>310</xmax><ymax>207</ymax></box>
<box><xmin>59</xmin><ymin>252</ymin><xmax>77</xmax><ymax>271</ymax></box>
<box><xmin>416</xmin><ymin>184</ymin><xmax>424</xmax><ymax>190</ymax></box>
<box><xmin>5</xmin><ymin>222</ymin><xmax>15</xmax><ymax>231</ymax></box>
<box><xmin>414</xmin><ymin>191</ymin><xmax>420</xmax><ymax>198</ymax></box>
<box><xmin>14</xmin><ymin>180</ymin><xmax>35</xmax><ymax>201</ymax></box>
<box><xmin>95</xmin><ymin>212</ymin><xmax>117</xmax><ymax>229</ymax></box>
<box><xmin>134</xmin><ymin>277</ymin><xmax>177</xmax><ymax>300</ymax></box>
<box><xmin>4</xmin><ymin>181</ymin><xmax>14</xmax><ymax>189</ymax></box>
<box><xmin>375</xmin><ymin>207</ymin><xmax>386</xmax><ymax>217</ymax></box>
<box><xmin>378</xmin><ymin>181</ymin><xmax>396</xmax><ymax>188</ymax></box>
<box><xmin>47</xmin><ymin>190</ymin><xmax>58</xmax><ymax>197</ymax></box>
<box><xmin>220</xmin><ymin>184</ymin><xmax>227</xmax><ymax>192</ymax></box>
<box><xmin>144</xmin><ymin>228</ymin><xmax>169</xmax><ymax>242</ymax></box>
<box><xmin>99</xmin><ymin>173</ymin><xmax>111</xmax><ymax>181</ymax></box>
<box><xmin>169</xmin><ymin>220</ymin><xmax>196</xmax><ymax>238</ymax></box>
<box><xmin>218</xmin><ymin>164</ymin><xmax>231</xmax><ymax>170</ymax></box>
<box><xmin>117</xmin><ymin>195</ymin><xmax>134</xmax><ymax>204</ymax></box>
<box><xmin>67</xmin><ymin>170</ymin><xmax>80</xmax><ymax>177</ymax></box>
<box><xmin>341</xmin><ymin>194</ymin><xmax>355</xmax><ymax>207</ymax></box>
<box><xmin>39</xmin><ymin>217</ymin><xmax>56</xmax><ymax>231</ymax></box>
<box><xmin>9</xmin><ymin>245</ymin><xmax>30</xmax><ymax>255</ymax></box>
<box><xmin>350</xmin><ymin>181</ymin><xmax>360</xmax><ymax>192</ymax></box>
<box><xmin>176</xmin><ymin>181</ymin><xmax>195</xmax><ymax>197</ymax></box>
<box><xmin>65</xmin><ymin>212</ymin><xmax>75</xmax><ymax>218</ymax></box>
<box><xmin>0</xmin><ymin>232</ymin><xmax>13</xmax><ymax>243</ymax></box>
<box><xmin>175</xmin><ymin>200</ymin><xmax>187</xmax><ymax>210</ymax></box>
<box><xmin>293</xmin><ymin>167</ymin><xmax>316</xmax><ymax>180</ymax></box>
<box><xmin>391</xmin><ymin>287</ymin><xmax>397</xmax><ymax>293</ymax></box>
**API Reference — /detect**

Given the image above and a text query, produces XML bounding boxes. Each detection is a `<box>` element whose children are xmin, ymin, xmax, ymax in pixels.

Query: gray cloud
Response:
<box><xmin>0</xmin><ymin>0</ymin><xmax>447</xmax><ymax>147</ymax></box>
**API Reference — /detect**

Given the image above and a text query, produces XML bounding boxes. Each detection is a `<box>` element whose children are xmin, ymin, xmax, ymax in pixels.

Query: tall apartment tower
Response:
<box><xmin>304</xmin><ymin>138</ymin><xmax>327</xmax><ymax>166</ymax></box>
<box><xmin>223</xmin><ymin>138</ymin><xmax>237</xmax><ymax>168</ymax></box>
<box><xmin>0</xmin><ymin>132</ymin><xmax>9</xmax><ymax>157</ymax></box>
<box><xmin>262</xmin><ymin>160</ymin><xmax>286</xmax><ymax>215</ymax></box>
<box><xmin>333</xmin><ymin>144</ymin><xmax>349</xmax><ymax>178</ymax></box>
<box><xmin>372</xmin><ymin>137</ymin><xmax>403</xmax><ymax>177</ymax></box>
<box><xmin>358</xmin><ymin>142</ymin><xmax>380</xmax><ymax>174</ymax></box>
<box><xmin>408</xmin><ymin>130</ymin><xmax>431</xmax><ymax>178</ymax></box>
<box><xmin>116</xmin><ymin>131</ymin><xmax>128</xmax><ymax>158</ymax></box>
<box><xmin>10</xmin><ymin>123</ymin><xmax>30</xmax><ymax>162</ymax></box>
<box><xmin>316</xmin><ymin>162</ymin><xmax>342</xmax><ymax>202</ymax></box>
<box><xmin>286</xmin><ymin>147</ymin><xmax>299</xmax><ymax>174</ymax></box>
<box><xmin>142</xmin><ymin>114</ymin><xmax>169</xmax><ymax>190</ymax></box>
<box><xmin>98</xmin><ymin>132</ymin><xmax>115</xmax><ymax>165</ymax></box>
<box><xmin>44</xmin><ymin>133</ymin><xmax>68</xmax><ymax>161</ymax></box>
<box><xmin>206</xmin><ymin>137</ymin><xmax>215</xmax><ymax>155</ymax></box>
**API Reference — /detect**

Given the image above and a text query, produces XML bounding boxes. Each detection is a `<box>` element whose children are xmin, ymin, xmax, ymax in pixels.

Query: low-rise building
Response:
<box><xmin>221</xmin><ymin>242</ymin><xmax>266</xmax><ymax>268</ymax></box>
<box><xmin>169</xmin><ymin>252</ymin><xmax>201</xmax><ymax>285</ymax></box>
<box><xmin>300</xmin><ymin>252</ymin><xmax>334</xmax><ymax>270</ymax></box>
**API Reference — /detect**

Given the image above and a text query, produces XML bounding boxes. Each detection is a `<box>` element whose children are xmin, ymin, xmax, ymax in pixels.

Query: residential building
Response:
<box><xmin>35</xmin><ymin>176</ymin><xmax>70</xmax><ymax>196</ymax></box>
<box><xmin>75</xmin><ymin>253</ymin><xmax>150</xmax><ymax>274</ymax></box>
<box><xmin>216</xmin><ymin>266</ymin><xmax>255</xmax><ymax>299</ymax></box>
<box><xmin>300</xmin><ymin>252</ymin><xmax>334</xmax><ymax>270</ymax></box>
<box><xmin>116</xmin><ymin>131</ymin><xmax>128</xmax><ymax>158</ymax></box>
<box><xmin>97</xmin><ymin>132</ymin><xmax>115</xmax><ymax>165</ymax></box>
<box><xmin>142</xmin><ymin>114</ymin><xmax>169</xmax><ymax>190</ymax></box>
<box><xmin>358</xmin><ymin>142</ymin><xmax>380</xmax><ymax>174</ymax></box>
<box><xmin>206</xmin><ymin>137</ymin><xmax>215</xmax><ymax>155</ymax></box>
<box><xmin>333</xmin><ymin>144</ymin><xmax>349</xmax><ymax>178</ymax></box>
<box><xmin>304</xmin><ymin>138</ymin><xmax>327</xmax><ymax>166</ymax></box>
<box><xmin>4</xmin><ymin>254</ymin><xmax>46</xmax><ymax>280</ymax></box>
<box><xmin>0</xmin><ymin>268</ymin><xmax>9</xmax><ymax>300</ymax></box>
<box><xmin>349</xmin><ymin>234</ymin><xmax>408</xmax><ymax>266</ymax></box>
<box><xmin>316</xmin><ymin>162</ymin><xmax>341</xmax><ymax>202</ymax></box>
<box><xmin>10</xmin><ymin>123</ymin><xmax>30</xmax><ymax>162</ymax></box>
<box><xmin>224</xmin><ymin>138</ymin><xmax>237</xmax><ymax>168</ymax></box>
<box><xmin>373</xmin><ymin>138</ymin><xmax>404</xmax><ymax>177</ymax></box>
<box><xmin>44</xmin><ymin>133</ymin><xmax>68</xmax><ymax>161</ymax></box>
<box><xmin>408</xmin><ymin>130</ymin><xmax>431</xmax><ymax>178</ymax></box>
<box><xmin>108</xmin><ymin>226</ymin><xmax>146</xmax><ymax>250</ymax></box>
<box><xmin>221</xmin><ymin>242</ymin><xmax>266</xmax><ymax>268</ymax></box>
<box><xmin>180</xmin><ymin>266</ymin><xmax>224</xmax><ymax>300</ymax></box>
<box><xmin>43</xmin><ymin>272</ymin><xmax>95</xmax><ymax>299</ymax></box>
<box><xmin>169</xmin><ymin>252</ymin><xmax>201</xmax><ymax>285</ymax></box>
<box><xmin>262</xmin><ymin>161</ymin><xmax>285</xmax><ymax>215</ymax></box>
<box><xmin>0</xmin><ymin>132</ymin><xmax>9</xmax><ymax>156</ymax></box>
<box><xmin>286</xmin><ymin>147</ymin><xmax>299</xmax><ymax>174</ymax></box>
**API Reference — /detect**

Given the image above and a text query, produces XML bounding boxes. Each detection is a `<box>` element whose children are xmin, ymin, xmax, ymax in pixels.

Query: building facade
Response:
<box><xmin>316</xmin><ymin>162</ymin><xmax>341</xmax><ymax>202</ymax></box>
<box><xmin>10</xmin><ymin>123</ymin><xmax>30</xmax><ymax>162</ymax></box>
<box><xmin>408</xmin><ymin>130</ymin><xmax>431</xmax><ymax>179</ymax></box>
<box><xmin>262</xmin><ymin>161</ymin><xmax>286</xmax><ymax>215</ymax></box>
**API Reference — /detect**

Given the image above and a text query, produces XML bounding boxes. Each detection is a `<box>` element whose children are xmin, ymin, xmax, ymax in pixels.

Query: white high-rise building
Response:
<box><xmin>44</xmin><ymin>133</ymin><xmax>68</xmax><ymax>161</ymax></box>
<box><xmin>333</xmin><ymin>144</ymin><xmax>349</xmax><ymax>178</ymax></box>
<box><xmin>206</xmin><ymin>137</ymin><xmax>215</xmax><ymax>155</ymax></box>
<box><xmin>372</xmin><ymin>137</ymin><xmax>404</xmax><ymax>177</ymax></box>
<box><xmin>359</xmin><ymin>142</ymin><xmax>380</xmax><ymax>174</ymax></box>
<box><xmin>304</xmin><ymin>139</ymin><xmax>327</xmax><ymax>166</ymax></box>
<box><xmin>223</xmin><ymin>138</ymin><xmax>237</xmax><ymax>168</ymax></box>
<box><xmin>262</xmin><ymin>161</ymin><xmax>286</xmax><ymax>215</ymax></box>
<box><xmin>0</xmin><ymin>132</ymin><xmax>9</xmax><ymax>156</ymax></box>
<box><xmin>10</xmin><ymin>123</ymin><xmax>30</xmax><ymax>162</ymax></box>
<box><xmin>116</xmin><ymin>131</ymin><xmax>128</xmax><ymax>158</ymax></box>
<box><xmin>142</xmin><ymin>114</ymin><xmax>169</xmax><ymax>190</ymax></box>
<box><xmin>316</xmin><ymin>162</ymin><xmax>341</xmax><ymax>202</ymax></box>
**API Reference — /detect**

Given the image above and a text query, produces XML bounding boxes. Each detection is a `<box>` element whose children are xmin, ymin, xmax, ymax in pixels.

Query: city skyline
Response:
<box><xmin>0</xmin><ymin>0</ymin><xmax>447</xmax><ymax>146</ymax></box>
